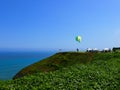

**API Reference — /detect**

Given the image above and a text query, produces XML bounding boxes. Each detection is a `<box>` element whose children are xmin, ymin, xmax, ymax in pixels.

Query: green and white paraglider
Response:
<box><xmin>75</xmin><ymin>36</ymin><xmax>82</xmax><ymax>43</ymax></box>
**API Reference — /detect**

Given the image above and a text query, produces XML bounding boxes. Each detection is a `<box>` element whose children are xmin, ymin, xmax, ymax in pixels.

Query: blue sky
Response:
<box><xmin>0</xmin><ymin>0</ymin><xmax>120</xmax><ymax>51</ymax></box>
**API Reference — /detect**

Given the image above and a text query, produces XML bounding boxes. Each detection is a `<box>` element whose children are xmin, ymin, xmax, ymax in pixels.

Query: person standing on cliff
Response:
<box><xmin>77</xmin><ymin>48</ymin><xmax>79</xmax><ymax>52</ymax></box>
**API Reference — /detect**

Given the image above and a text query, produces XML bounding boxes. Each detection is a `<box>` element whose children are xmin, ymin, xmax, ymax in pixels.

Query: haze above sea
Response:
<box><xmin>0</xmin><ymin>50</ymin><xmax>57</xmax><ymax>80</ymax></box>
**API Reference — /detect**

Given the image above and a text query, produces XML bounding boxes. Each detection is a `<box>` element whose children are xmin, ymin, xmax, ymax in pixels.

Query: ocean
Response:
<box><xmin>0</xmin><ymin>51</ymin><xmax>56</xmax><ymax>80</ymax></box>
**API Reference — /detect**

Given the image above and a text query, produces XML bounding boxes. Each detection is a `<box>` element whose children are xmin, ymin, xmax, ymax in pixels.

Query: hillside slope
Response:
<box><xmin>0</xmin><ymin>53</ymin><xmax>120</xmax><ymax>89</ymax></box>
<box><xmin>13</xmin><ymin>52</ymin><xmax>93</xmax><ymax>79</ymax></box>
<box><xmin>13</xmin><ymin>52</ymin><xmax>120</xmax><ymax>79</ymax></box>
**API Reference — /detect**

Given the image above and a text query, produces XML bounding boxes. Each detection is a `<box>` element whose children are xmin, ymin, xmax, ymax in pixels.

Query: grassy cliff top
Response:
<box><xmin>13</xmin><ymin>52</ymin><xmax>120</xmax><ymax>79</ymax></box>
<box><xmin>0</xmin><ymin>52</ymin><xmax>120</xmax><ymax>89</ymax></box>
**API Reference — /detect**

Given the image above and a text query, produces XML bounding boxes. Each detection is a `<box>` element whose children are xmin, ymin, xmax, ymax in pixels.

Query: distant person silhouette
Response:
<box><xmin>77</xmin><ymin>48</ymin><xmax>79</xmax><ymax>52</ymax></box>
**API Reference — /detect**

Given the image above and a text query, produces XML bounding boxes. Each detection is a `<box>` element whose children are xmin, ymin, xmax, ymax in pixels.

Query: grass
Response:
<box><xmin>13</xmin><ymin>52</ymin><xmax>94</xmax><ymax>79</ymax></box>
<box><xmin>0</xmin><ymin>52</ymin><xmax>120</xmax><ymax>89</ymax></box>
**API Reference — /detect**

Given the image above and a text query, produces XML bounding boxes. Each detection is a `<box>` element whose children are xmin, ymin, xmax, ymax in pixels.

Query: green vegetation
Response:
<box><xmin>0</xmin><ymin>52</ymin><xmax>120</xmax><ymax>89</ymax></box>
<box><xmin>13</xmin><ymin>52</ymin><xmax>93</xmax><ymax>79</ymax></box>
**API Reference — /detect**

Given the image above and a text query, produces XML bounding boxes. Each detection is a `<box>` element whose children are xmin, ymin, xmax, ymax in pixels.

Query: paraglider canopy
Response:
<box><xmin>75</xmin><ymin>36</ymin><xmax>82</xmax><ymax>43</ymax></box>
